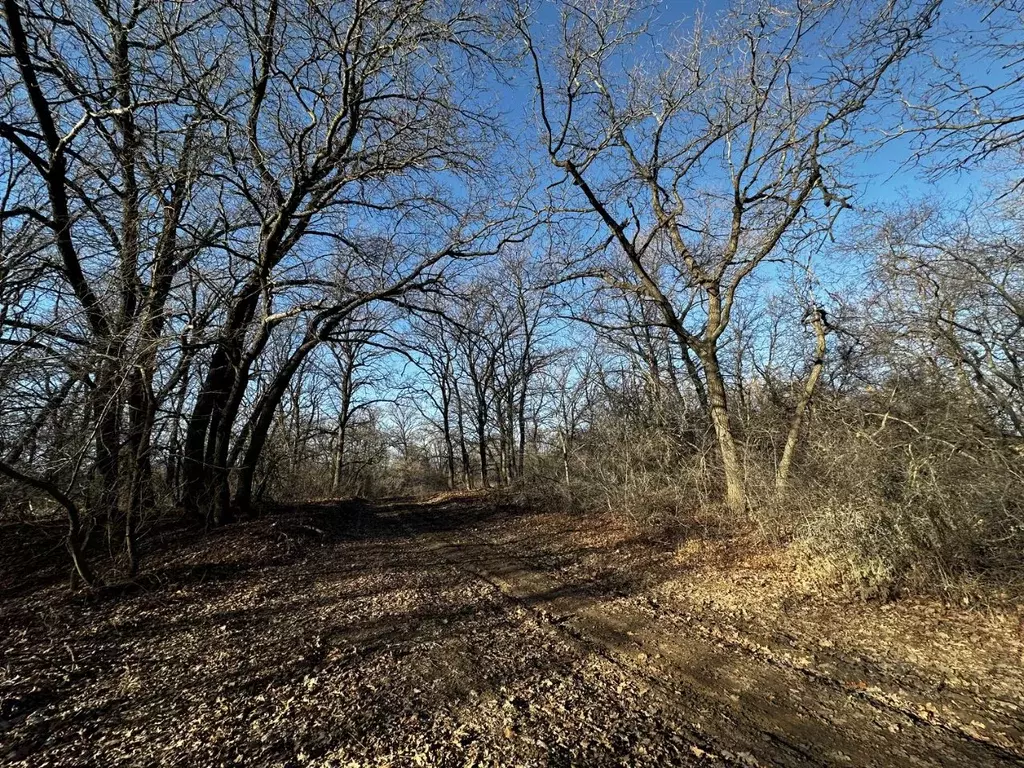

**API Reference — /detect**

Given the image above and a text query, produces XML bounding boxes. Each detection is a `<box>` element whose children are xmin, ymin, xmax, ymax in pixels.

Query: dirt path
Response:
<box><xmin>3</xmin><ymin>496</ymin><xmax>1023</xmax><ymax>767</ymax></box>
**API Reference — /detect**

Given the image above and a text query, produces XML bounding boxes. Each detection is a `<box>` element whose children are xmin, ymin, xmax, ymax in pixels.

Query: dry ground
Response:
<box><xmin>2</xmin><ymin>494</ymin><xmax>1023</xmax><ymax>767</ymax></box>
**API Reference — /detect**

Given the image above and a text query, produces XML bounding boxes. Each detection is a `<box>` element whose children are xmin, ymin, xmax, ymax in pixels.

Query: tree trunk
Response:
<box><xmin>776</xmin><ymin>307</ymin><xmax>827</xmax><ymax>494</ymax></box>
<box><xmin>440</xmin><ymin>384</ymin><xmax>456</xmax><ymax>489</ymax></box>
<box><xmin>92</xmin><ymin>361</ymin><xmax>122</xmax><ymax>541</ymax></box>
<box><xmin>123</xmin><ymin>367</ymin><xmax>153</xmax><ymax>576</ymax></box>
<box><xmin>477</xmin><ymin>405</ymin><xmax>489</xmax><ymax>488</ymax></box>
<box><xmin>560</xmin><ymin>430</ymin><xmax>571</xmax><ymax>484</ymax></box>
<box><xmin>331</xmin><ymin>421</ymin><xmax>346</xmax><ymax>493</ymax></box>
<box><xmin>454</xmin><ymin>387</ymin><xmax>472</xmax><ymax>489</ymax></box>
<box><xmin>182</xmin><ymin>281</ymin><xmax>262</xmax><ymax>521</ymax></box>
<box><xmin>233</xmin><ymin>330</ymin><xmax>326</xmax><ymax>512</ymax></box>
<box><xmin>699</xmin><ymin>343</ymin><xmax>746</xmax><ymax>515</ymax></box>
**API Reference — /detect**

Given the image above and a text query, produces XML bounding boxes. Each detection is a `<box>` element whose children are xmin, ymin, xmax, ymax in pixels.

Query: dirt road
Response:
<box><xmin>3</xmin><ymin>496</ymin><xmax>1023</xmax><ymax>766</ymax></box>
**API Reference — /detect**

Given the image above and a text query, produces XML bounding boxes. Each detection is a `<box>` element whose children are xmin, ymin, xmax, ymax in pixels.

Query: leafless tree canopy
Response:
<box><xmin>1</xmin><ymin>0</ymin><xmax>1021</xmax><ymax>595</ymax></box>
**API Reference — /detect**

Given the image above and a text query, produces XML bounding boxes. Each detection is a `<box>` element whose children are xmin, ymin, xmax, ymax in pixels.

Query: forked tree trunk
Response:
<box><xmin>234</xmin><ymin>338</ymin><xmax>317</xmax><ymax>513</ymax></box>
<box><xmin>776</xmin><ymin>307</ymin><xmax>828</xmax><ymax>494</ymax></box>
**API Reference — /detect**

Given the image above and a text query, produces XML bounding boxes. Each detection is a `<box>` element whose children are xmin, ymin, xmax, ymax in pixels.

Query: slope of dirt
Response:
<box><xmin>2</xmin><ymin>495</ymin><xmax>1023</xmax><ymax>767</ymax></box>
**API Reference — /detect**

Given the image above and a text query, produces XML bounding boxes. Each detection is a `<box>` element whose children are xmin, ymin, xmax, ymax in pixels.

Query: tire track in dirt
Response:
<box><xmin>395</xmin><ymin>500</ymin><xmax>1024</xmax><ymax>768</ymax></box>
<box><xmin>643</xmin><ymin>599</ymin><xmax>1024</xmax><ymax>760</ymax></box>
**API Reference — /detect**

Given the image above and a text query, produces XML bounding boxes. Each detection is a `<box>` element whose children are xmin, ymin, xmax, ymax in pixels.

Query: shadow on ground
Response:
<box><xmin>1</xmin><ymin>495</ymin><xmax>708</xmax><ymax>767</ymax></box>
<box><xmin>3</xmin><ymin>495</ymin><xmax>1021</xmax><ymax>767</ymax></box>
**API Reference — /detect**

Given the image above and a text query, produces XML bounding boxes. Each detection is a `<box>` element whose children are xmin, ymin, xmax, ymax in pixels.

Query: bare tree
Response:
<box><xmin>872</xmin><ymin>200</ymin><xmax>1024</xmax><ymax>438</ymax></box>
<box><xmin>1</xmin><ymin>0</ymin><xmax>227</xmax><ymax>577</ymax></box>
<box><xmin>775</xmin><ymin>305</ymin><xmax>829</xmax><ymax>492</ymax></box>
<box><xmin>517</xmin><ymin>0</ymin><xmax>939</xmax><ymax>512</ymax></box>
<box><xmin>172</xmin><ymin>0</ymin><xmax>523</xmax><ymax>523</ymax></box>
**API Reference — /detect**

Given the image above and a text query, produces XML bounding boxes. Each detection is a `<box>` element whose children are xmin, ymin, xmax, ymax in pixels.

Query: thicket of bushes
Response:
<box><xmin>509</xmin><ymin>380</ymin><xmax>1023</xmax><ymax>598</ymax></box>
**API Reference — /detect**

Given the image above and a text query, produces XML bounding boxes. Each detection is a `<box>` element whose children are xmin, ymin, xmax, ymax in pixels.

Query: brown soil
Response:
<box><xmin>2</xmin><ymin>495</ymin><xmax>1023</xmax><ymax>767</ymax></box>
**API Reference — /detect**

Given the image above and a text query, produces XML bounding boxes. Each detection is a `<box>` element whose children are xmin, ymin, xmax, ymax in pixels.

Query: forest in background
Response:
<box><xmin>1</xmin><ymin>0</ymin><xmax>1022</xmax><ymax>599</ymax></box>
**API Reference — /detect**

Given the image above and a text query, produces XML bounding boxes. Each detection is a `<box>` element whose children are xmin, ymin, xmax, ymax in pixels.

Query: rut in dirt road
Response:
<box><xmin>3</xmin><ymin>496</ymin><xmax>1023</xmax><ymax>767</ymax></box>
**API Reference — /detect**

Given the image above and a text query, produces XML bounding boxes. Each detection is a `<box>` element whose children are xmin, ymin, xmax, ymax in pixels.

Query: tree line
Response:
<box><xmin>2</xmin><ymin>0</ymin><xmax>1022</xmax><ymax>593</ymax></box>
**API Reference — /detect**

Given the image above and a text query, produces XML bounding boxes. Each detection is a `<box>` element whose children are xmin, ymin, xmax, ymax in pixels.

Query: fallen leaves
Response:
<box><xmin>3</xmin><ymin>497</ymin><xmax>1024</xmax><ymax>766</ymax></box>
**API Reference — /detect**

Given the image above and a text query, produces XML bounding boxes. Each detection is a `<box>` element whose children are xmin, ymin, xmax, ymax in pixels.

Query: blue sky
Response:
<box><xmin>506</xmin><ymin>0</ymin><xmax>1015</xmax><ymax>210</ymax></box>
